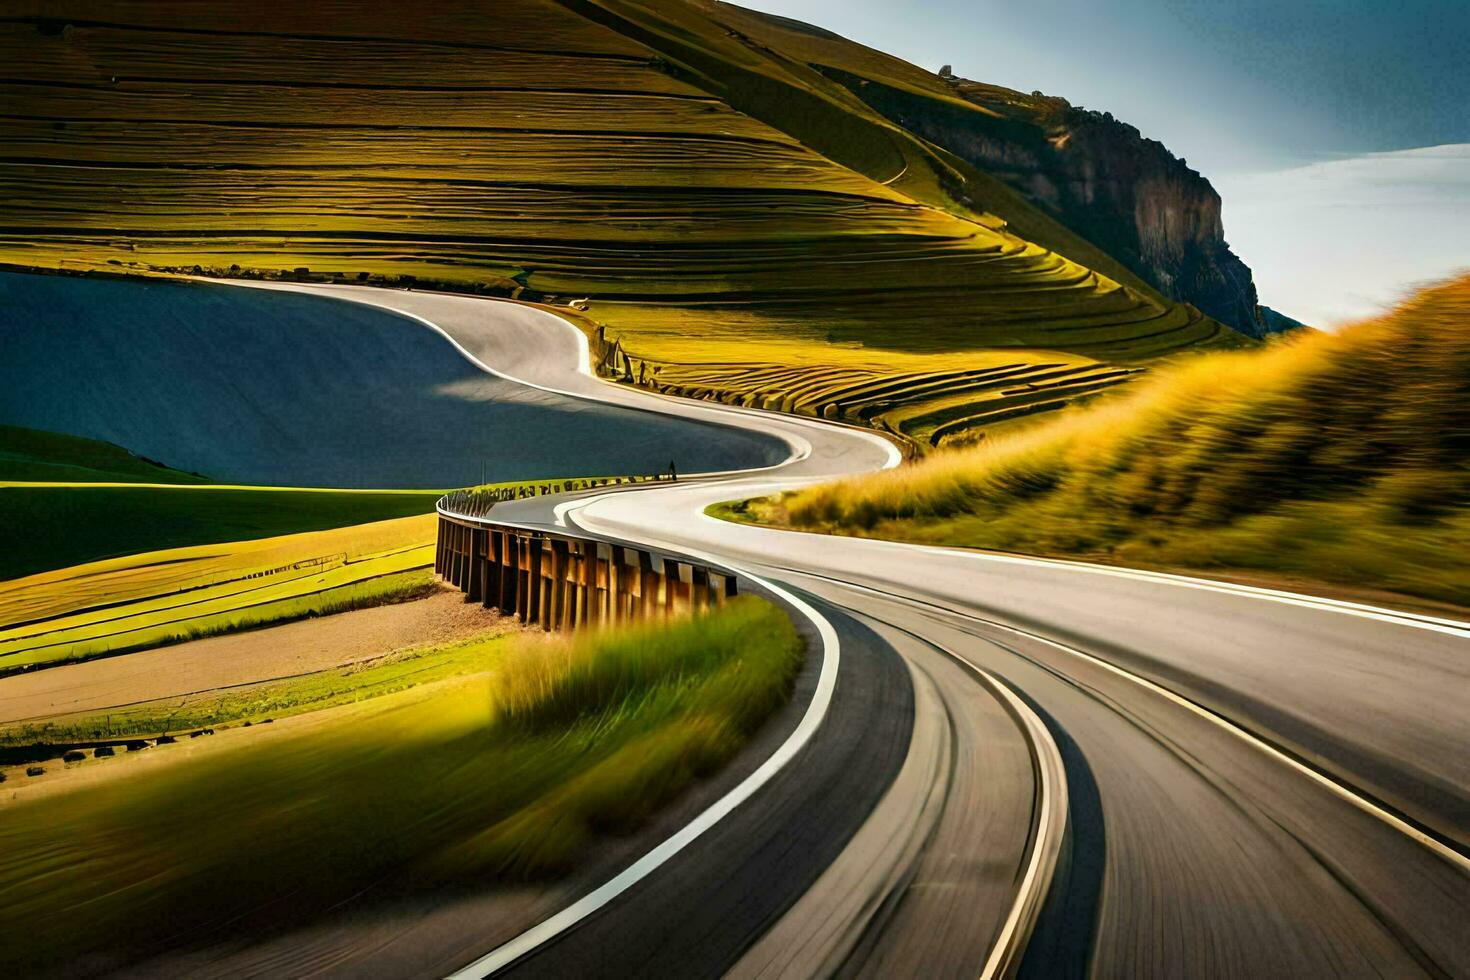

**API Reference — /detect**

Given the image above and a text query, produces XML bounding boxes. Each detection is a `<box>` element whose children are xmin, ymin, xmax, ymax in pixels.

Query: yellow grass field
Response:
<box><xmin>0</xmin><ymin>514</ymin><xmax>437</xmax><ymax>673</ymax></box>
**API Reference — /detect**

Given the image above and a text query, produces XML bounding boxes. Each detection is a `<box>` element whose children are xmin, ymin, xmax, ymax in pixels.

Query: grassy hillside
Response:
<box><xmin>0</xmin><ymin>0</ymin><xmax>1247</xmax><ymax>449</ymax></box>
<box><xmin>770</xmin><ymin>275</ymin><xmax>1470</xmax><ymax>607</ymax></box>
<box><xmin>0</xmin><ymin>425</ymin><xmax>208</xmax><ymax>483</ymax></box>
<box><xmin>0</xmin><ymin>597</ymin><xmax>800</xmax><ymax>975</ymax></box>
<box><xmin>0</xmin><ymin>482</ymin><xmax>441</xmax><ymax>581</ymax></box>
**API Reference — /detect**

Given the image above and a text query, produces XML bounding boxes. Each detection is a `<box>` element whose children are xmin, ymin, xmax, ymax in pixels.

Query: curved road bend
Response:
<box><xmin>251</xmin><ymin>282</ymin><xmax>1470</xmax><ymax>977</ymax></box>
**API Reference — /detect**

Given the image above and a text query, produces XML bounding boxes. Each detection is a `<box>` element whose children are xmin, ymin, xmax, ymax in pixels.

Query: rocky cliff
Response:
<box><xmin>820</xmin><ymin>67</ymin><xmax>1280</xmax><ymax>338</ymax></box>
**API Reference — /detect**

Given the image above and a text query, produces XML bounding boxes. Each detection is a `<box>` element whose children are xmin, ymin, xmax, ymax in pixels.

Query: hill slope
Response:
<box><xmin>776</xmin><ymin>274</ymin><xmax>1470</xmax><ymax>608</ymax></box>
<box><xmin>0</xmin><ymin>0</ymin><xmax>1249</xmax><ymax>447</ymax></box>
<box><xmin>0</xmin><ymin>425</ymin><xmax>207</xmax><ymax>483</ymax></box>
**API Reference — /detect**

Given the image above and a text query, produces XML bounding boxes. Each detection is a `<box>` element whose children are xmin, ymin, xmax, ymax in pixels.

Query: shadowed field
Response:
<box><xmin>0</xmin><ymin>423</ymin><xmax>444</xmax><ymax>581</ymax></box>
<box><xmin>0</xmin><ymin>481</ymin><xmax>442</xmax><ymax>581</ymax></box>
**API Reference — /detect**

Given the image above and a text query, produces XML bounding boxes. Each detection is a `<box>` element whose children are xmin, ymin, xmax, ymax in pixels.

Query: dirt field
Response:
<box><xmin>0</xmin><ymin>585</ymin><xmax>508</xmax><ymax>725</ymax></box>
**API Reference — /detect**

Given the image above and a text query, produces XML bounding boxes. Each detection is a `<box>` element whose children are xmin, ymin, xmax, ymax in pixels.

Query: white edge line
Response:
<box><xmin>224</xmin><ymin>280</ymin><xmax>1469</xmax><ymax>934</ymax></box>
<box><xmin>207</xmin><ymin>280</ymin><xmax>876</xmax><ymax>976</ymax></box>
<box><xmin>1014</xmin><ymin>621</ymin><xmax>1470</xmax><ymax>873</ymax></box>
<box><xmin>443</xmin><ymin>558</ymin><xmax>841</xmax><ymax>979</ymax></box>
<box><xmin>468</xmin><ymin>494</ymin><xmax>1067</xmax><ymax>975</ymax></box>
<box><xmin>1016</xmin><ymin>618</ymin><xmax>1470</xmax><ymax>872</ymax></box>
<box><xmin>794</xmin><ymin>570</ymin><xmax>1470</xmax><ymax>874</ymax></box>
<box><xmin>972</xmin><ymin>664</ymin><xmax>1067</xmax><ymax>979</ymax></box>
<box><xmin>898</xmin><ymin>543</ymin><xmax>1470</xmax><ymax>638</ymax></box>
<box><xmin>702</xmin><ymin>512</ymin><xmax>1470</xmax><ymax>640</ymax></box>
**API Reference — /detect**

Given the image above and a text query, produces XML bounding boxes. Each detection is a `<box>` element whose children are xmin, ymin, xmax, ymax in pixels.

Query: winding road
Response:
<box><xmin>245</xmin><ymin>282</ymin><xmax>1470</xmax><ymax>977</ymax></box>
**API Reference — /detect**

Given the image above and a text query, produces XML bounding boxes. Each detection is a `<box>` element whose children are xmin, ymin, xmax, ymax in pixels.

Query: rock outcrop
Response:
<box><xmin>820</xmin><ymin>68</ymin><xmax>1285</xmax><ymax>338</ymax></box>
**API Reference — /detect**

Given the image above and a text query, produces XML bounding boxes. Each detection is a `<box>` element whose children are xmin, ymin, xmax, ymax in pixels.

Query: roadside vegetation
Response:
<box><xmin>765</xmin><ymin>275</ymin><xmax>1470</xmax><ymax>607</ymax></box>
<box><xmin>0</xmin><ymin>620</ymin><xmax>520</xmax><ymax>752</ymax></box>
<box><xmin>0</xmin><ymin>596</ymin><xmax>802</xmax><ymax>975</ymax></box>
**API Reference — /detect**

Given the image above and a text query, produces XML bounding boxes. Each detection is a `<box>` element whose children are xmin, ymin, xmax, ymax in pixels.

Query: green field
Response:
<box><xmin>0</xmin><ymin>481</ymin><xmax>444</xmax><ymax>581</ymax></box>
<box><xmin>0</xmin><ymin>1</ymin><xmax>1248</xmax><ymax>448</ymax></box>
<box><xmin>762</xmin><ymin>275</ymin><xmax>1470</xmax><ymax>607</ymax></box>
<box><xmin>0</xmin><ymin>465</ymin><xmax>689</xmax><ymax>671</ymax></box>
<box><xmin>0</xmin><ymin>596</ymin><xmax>802</xmax><ymax>974</ymax></box>
<box><xmin>0</xmin><ymin>425</ymin><xmax>443</xmax><ymax>581</ymax></box>
<box><xmin>0</xmin><ymin>425</ymin><xmax>208</xmax><ymax>483</ymax></box>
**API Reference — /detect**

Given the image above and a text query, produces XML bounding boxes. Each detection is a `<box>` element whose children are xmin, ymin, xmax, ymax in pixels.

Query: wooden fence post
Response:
<box><xmin>549</xmin><ymin>539</ymin><xmax>569</xmax><ymax>631</ymax></box>
<box><xmin>433</xmin><ymin>509</ymin><xmax>737</xmax><ymax>631</ymax></box>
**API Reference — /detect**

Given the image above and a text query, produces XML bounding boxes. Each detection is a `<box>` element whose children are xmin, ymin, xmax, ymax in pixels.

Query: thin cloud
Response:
<box><xmin>1216</xmin><ymin>145</ymin><xmax>1470</xmax><ymax>327</ymax></box>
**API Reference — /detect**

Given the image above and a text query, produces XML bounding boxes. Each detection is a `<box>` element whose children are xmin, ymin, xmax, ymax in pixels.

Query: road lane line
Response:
<box><xmin>840</xmin><ymin>615</ymin><xmax>1069</xmax><ymax>978</ymax></box>
<box><xmin>970</xmin><ymin>651</ymin><xmax>1069</xmax><ymax>979</ymax></box>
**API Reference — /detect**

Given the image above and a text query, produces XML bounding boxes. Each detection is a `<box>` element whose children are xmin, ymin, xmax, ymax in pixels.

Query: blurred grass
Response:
<box><xmin>772</xmin><ymin>275</ymin><xmax>1470</xmax><ymax>607</ymax></box>
<box><xmin>0</xmin><ymin>596</ymin><xmax>801</xmax><ymax>974</ymax></box>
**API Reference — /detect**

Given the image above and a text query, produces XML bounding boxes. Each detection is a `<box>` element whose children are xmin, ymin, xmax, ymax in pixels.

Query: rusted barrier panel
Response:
<box><xmin>434</xmin><ymin>512</ymin><xmax>736</xmax><ymax>631</ymax></box>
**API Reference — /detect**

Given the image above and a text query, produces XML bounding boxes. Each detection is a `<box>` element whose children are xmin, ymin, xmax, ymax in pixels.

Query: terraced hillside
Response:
<box><xmin>639</xmin><ymin>355</ymin><xmax>1144</xmax><ymax>446</ymax></box>
<box><xmin>0</xmin><ymin>0</ymin><xmax>1250</xmax><ymax>447</ymax></box>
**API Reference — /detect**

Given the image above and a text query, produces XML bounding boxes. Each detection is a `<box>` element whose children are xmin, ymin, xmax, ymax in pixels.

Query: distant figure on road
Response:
<box><xmin>669</xmin><ymin>460</ymin><xmax>677</xmax><ymax>482</ymax></box>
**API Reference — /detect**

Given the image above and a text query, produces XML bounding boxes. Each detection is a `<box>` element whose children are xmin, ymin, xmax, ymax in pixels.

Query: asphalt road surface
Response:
<box><xmin>222</xmin><ymin>282</ymin><xmax>1470</xmax><ymax>977</ymax></box>
<box><xmin>0</xmin><ymin>270</ymin><xmax>784</xmax><ymax>487</ymax></box>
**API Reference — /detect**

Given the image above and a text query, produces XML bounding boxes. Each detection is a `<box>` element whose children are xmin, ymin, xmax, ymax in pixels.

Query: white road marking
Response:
<box><xmin>894</xmin><ymin>541</ymin><xmax>1470</xmax><ymax>638</ymax></box>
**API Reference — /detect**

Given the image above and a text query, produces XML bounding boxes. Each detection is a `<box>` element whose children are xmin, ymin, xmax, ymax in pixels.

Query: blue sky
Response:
<box><xmin>744</xmin><ymin>0</ymin><xmax>1469</xmax><ymax>323</ymax></box>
